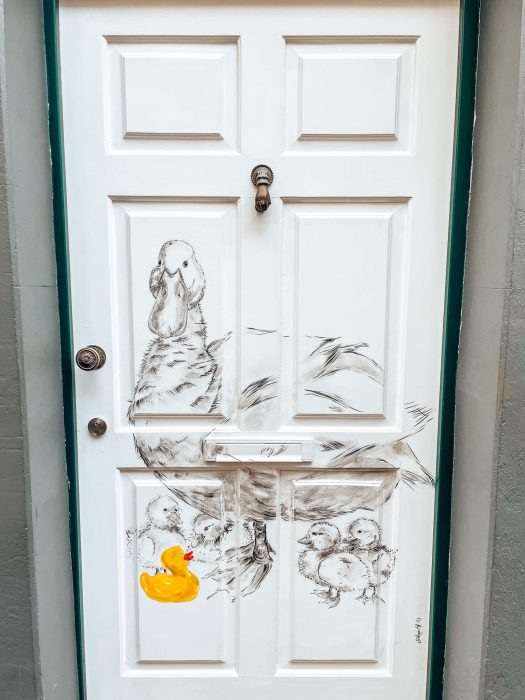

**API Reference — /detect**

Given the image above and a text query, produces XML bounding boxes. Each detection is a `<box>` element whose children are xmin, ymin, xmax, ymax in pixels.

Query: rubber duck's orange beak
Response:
<box><xmin>183</xmin><ymin>551</ymin><xmax>194</xmax><ymax>561</ymax></box>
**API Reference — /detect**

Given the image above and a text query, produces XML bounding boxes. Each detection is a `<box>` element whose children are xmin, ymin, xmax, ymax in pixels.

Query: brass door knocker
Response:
<box><xmin>251</xmin><ymin>164</ymin><xmax>273</xmax><ymax>213</ymax></box>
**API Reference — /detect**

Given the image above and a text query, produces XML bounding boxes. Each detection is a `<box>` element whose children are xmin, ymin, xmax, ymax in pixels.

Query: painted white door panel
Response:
<box><xmin>60</xmin><ymin>2</ymin><xmax>459</xmax><ymax>699</ymax></box>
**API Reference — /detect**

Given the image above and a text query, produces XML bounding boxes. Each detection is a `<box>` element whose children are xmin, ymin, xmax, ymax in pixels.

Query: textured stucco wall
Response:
<box><xmin>445</xmin><ymin>1</ymin><xmax>525</xmax><ymax>699</ymax></box>
<box><xmin>482</xmin><ymin>62</ymin><xmax>525</xmax><ymax>700</ymax></box>
<box><xmin>0</xmin><ymin>0</ymin><xmax>78</xmax><ymax>698</ymax></box>
<box><xmin>0</xmin><ymin>13</ymin><xmax>38</xmax><ymax>690</ymax></box>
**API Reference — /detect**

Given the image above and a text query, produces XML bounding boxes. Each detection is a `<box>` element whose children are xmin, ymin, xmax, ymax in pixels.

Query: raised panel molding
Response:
<box><xmin>105</xmin><ymin>38</ymin><xmax>239</xmax><ymax>152</ymax></box>
<box><xmin>110</xmin><ymin>199</ymin><xmax>239</xmax><ymax>425</ymax></box>
<box><xmin>285</xmin><ymin>38</ymin><xmax>417</xmax><ymax>153</ymax></box>
<box><xmin>299</xmin><ymin>54</ymin><xmax>400</xmax><ymax>139</ymax></box>
<box><xmin>122</xmin><ymin>53</ymin><xmax>226</xmax><ymax>138</ymax></box>
<box><xmin>120</xmin><ymin>468</ymin><xmax>396</xmax><ymax>671</ymax></box>
<box><xmin>278</xmin><ymin>469</ymin><xmax>397</xmax><ymax>668</ymax></box>
<box><xmin>281</xmin><ymin>200</ymin><xmax>409</xmax><ymax>430</ymax></box>
<box><xmin>119</xmin><ymin>470</ymin><xmax>238</xmax><ymax>670</ymax></box>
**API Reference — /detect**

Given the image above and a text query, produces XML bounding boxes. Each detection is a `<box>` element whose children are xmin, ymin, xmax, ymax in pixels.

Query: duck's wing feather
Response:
<box><xmin>282</xmin><ymin>468</ymin><xmax>399</xmax><ymax>521</ymax></box>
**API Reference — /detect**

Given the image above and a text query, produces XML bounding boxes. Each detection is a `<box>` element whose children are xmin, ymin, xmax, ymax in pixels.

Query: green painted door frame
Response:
<box><xmin>41</xmin><ymin>2</ymin><xmax>480</xmax><ymax>697</ymax></box>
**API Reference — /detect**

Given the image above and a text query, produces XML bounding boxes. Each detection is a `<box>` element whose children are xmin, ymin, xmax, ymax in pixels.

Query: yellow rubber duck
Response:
<box><xmin>140</xmin><ymin>546</ymin><xmax>200</xmax><ymax>603</ymax></box>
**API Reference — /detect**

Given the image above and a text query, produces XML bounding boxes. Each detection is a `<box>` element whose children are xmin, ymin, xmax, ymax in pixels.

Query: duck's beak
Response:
<box><xmin>167</xmin><ymin>510</ymin><xmax>182</xmax><ymax>526</ymax></box>
<box><xmin>191</xmin><ymin>533</ymin><xmax>204</xmax><ymax>548</ymax></box>
<box><xmin>148</xmin><ymin>268</ymin><xmax>190</xmax><ymax>338</ymax></box>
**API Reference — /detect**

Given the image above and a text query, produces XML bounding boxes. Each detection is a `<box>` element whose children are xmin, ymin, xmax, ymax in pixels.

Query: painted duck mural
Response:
<box><xmin>129</xmin><ymin>239</ymin><xmax>434</xmax><ymax>602</ymax></box>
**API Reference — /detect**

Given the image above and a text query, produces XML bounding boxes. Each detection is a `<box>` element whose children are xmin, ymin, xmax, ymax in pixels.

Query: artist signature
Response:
<box><xmin>415</xmin><ymin>618</ymin><xmax>423</xmax><ymax>644</ymax></box>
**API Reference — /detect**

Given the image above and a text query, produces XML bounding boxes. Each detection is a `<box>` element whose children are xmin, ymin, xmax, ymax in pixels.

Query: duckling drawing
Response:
<box><xmin>189</xmin><ymin>513</ymin><xmax>235</xmax><ymax>563</ymax></box>
<box><xmin>140</xmin><ymin>546</ymin><xmax>199</xmax><ymax>603</ymax></box>
<box><xmin>128</xmin><ymin>495</ymin><xmax>186</xmax><ymax>573</ymax></box>
<box><xmin>298</xmin><ymin>522</ymin><xmax>373</xmax><ymax>608</ymax></box>
<box><xmin>343</xmin><ymin>518</ymin><xmax>397</xmax><ymax>603</ymax></box>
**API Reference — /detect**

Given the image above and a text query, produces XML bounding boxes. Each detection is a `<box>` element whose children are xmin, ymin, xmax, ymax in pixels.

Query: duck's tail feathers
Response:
<box><xmin>401</xmin><ymin>464</ymin><xmax>435</xmax><ymax>489</ymax></box>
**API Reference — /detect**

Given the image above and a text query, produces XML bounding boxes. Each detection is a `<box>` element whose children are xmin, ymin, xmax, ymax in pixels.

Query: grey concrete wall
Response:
<box><xmin>481</xmin><ymin>14</ymin><xmax>525</xmax><ymax>698</ymax></box>
<box><xmin>0</xmin><ymin>12</ymin><xmax>38</xmax><ymax>690</ymax></box>
<box><xmin>445</xmin><ymin>1</ymin><xmax>525</xmax><ymax>699</ymax></box>
<box><xmin>0</xmin><ymin>0</ymin><xmax>78</xmax><ymax>698</ymax></box>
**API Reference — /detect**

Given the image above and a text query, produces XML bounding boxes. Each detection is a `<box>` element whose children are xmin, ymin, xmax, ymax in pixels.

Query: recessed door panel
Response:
<box><xmin>106</xmin><ymin>37</ymin><xmax>239</xmax><ymax>152</ymax></box>
<box><xmin>279</xmin><ymin>470</ymin><xmax>397</xmax><ymax>665</ymax></box>
<box><xmin>285</xmin><ymin>38</ymin><xmax>416</xmax><ymax>152</ymax></box>
<box><xmin>111</xmin><ymin>199</ymin><xmax>239</xmax><ymax>423</ymax></box>
<box><xmin>281</xmin><ymin>201</ymin><xmax>407</xmax><ymax>427</ymax></box>
<box><xmin>121</xmin><ymin>470</ymin><xmax>238</xmax><ymax>667</ymax></box>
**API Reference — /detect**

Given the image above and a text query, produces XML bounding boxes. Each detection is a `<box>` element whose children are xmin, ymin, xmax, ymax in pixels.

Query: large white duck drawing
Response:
<box><xmin>129</xmin><ymin>240</ymin><xmax>228</xmax><ymax>466</ymax></box>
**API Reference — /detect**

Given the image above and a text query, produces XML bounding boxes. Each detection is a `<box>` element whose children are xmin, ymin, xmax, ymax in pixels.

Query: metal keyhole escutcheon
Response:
<box><xmin>88</xmin><ymin>417</ymin><xmax>107</xmax><ymax>437</ymax></box>
<box><xmin>251</xmin><ymin>164</ymin><xmax>274</xmax><ymax>213</ymax></box>
<box><xmin>76</xmin><ymin>345</ymin><xmax>106</xmax><ymax>371</ymax></box>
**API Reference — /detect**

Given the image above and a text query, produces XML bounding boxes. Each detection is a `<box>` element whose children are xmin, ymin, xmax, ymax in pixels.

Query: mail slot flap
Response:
<box><xmin>203</xmin><ymin>439</ymin><xmax>313</xmax><ymax>463</ymax></box>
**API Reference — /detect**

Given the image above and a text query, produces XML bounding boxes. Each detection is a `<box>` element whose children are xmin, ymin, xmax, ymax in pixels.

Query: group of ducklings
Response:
<box><xmin>132</xmin><ymin>495</ymin><xmax>236</xmax><ymax>603</ymax></box>
<box><xmin>133</xmin><ymin>495</ymin><xmax>396</xmax><ymax>608</ymax></box>
<box><xmin>297</xmin><ymin>518</ymin><xmax>396</xmax><ymax>607</ymax></box>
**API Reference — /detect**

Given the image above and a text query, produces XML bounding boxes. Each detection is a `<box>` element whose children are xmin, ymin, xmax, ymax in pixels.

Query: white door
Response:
<box><xmin>59</xmin><ymin>2</ymin><xmax>460</xmax><ymax>698</ymax></box>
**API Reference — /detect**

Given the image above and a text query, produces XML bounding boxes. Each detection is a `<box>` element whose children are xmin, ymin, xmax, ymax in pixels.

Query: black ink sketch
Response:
<box><xmin>245</xmin><ymin>327</ymin><xmax>277</xmax><ymax>335</ymax></box>
<box><xmin>127</xmin><ymin>240</ymin><xmax>434</xmax><ymax>602</ymax></box>
<box><xmin>323</xmin><ymin>430</ymin><xmax>435</xmax><ymax>490</ymax></box>
<box><xmin>189</xmin><ymin>513</ymin><xmax>235</xmax><ymax>563</ymax></box>
<box><xmin>304</xmin><ymin>388</ymin><xmax>363</xmax><ymax>414</ymax></box>
<box><xmin>205</xmin><ymin>520</ymin><xmax>276</xmax><ymax>600</ymax></box>
<box><xmin>126</xmin><ymin>495</ymin><xmax>186</xmax><ymax>574</ymax></box>
<box><xmin>298</xmin><ymin>522</ymin><xmax>370</xmax><ymax>608</ymax></box>
<box><xmin>405</xmin><ymin>401</ymin><xmax>434</xmax><ymax>428</ymax></box>
<box><xmin>414</xmin><ymin>617</ymin><xmax>423</xmax><ymax>644</ymax></box>
<box><xmin>301</xmin><ymin>337</ymin><xmax>383</xmax><ymax>414</ymax></box>
<box><xmin>303</xmin><ymin>337</ymin><xmax>384</xmax><ymax>383</ymax></box>
<box><xmin>158</xmin><ymin>464</ymin><xmax>406</xmax><ymax>600</ymax></box>
<box><xmin>343</xmin><ymin>518</ymin><xmax>397</xmax><ymax>602</ymax></box>
<box><xmin>239</xmin><ymin>376</ymin><xmax>278</xmax><ymax>412</ymax></box>
<box><xmin>159</xmin><ymin>469</ymin><xmax>277</xmax><ymax>599</ymax></box>
<box><xmin>260</xmin><ymin>444</ymin><xmax>288</xmax><ymax>458</ymax></box>
<box><xmin>320</xmin><ymin>440</ymin><xmax>346</xmax><ymax>452</ymax></box>
<box><xmin>129</xmin><ymin>239</ymin><xmax>231</xmax><ymax>465</ymax></box>
<box><xmin>297</xmin><ymin>518</ymin><xmax>397</xmax><ymax>607</ymax></box>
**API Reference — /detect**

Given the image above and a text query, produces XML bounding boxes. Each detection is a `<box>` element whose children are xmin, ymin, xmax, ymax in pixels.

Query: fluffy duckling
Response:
<box><xmin>343</xmin><ymin>518</ymin><xmax>397</xmax><ymax>602</ymax></box>
<box><xmin>298</xmin><ymin>522</ymin><xmax>372</xmax><ymax>608</ymax></box>
<box><xmin>189</xmin><ymin>514</ymin><xmax>234</xmax><ymax>563</ymax></box>
<box><xmin>298</xmin><ymin>522</ymin><xmax>341</xmax><ymax>587</ymax></box>
<box><xmin>140</xmin><ymin>546</ymin><xmax>199</xmax><ymax>603</ymax></box>
<box><xmin>131</xmin><ymin>495</ymin><xmax>187</xmax><ymax>573</ymax></box>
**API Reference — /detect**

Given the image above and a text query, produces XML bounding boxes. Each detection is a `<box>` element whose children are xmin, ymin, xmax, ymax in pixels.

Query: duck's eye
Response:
<box><xmin>163</xmin><ymin>508</ymin><xmax>168</xmax><ymax>512</ymax></box>
<box><xmin>204</xmin><ymin>526</ymin><xmax>209</xmax><ymax>531</ymax></box>
<box><xmin>357</xmin><ymin>530</ymin><xmax>362</xmax><ymax>534</ymax></box>
<box><xmin>182</xmin><ymin>260</ymin><xmax>189</xmax><ymax>268</ymax></box>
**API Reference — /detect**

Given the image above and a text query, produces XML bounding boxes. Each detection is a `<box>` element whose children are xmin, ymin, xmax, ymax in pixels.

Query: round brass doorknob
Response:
<box><xmin>88</xmin><ymin>417</ymin><xmax>107</xmax><ymax>437</ymax></box>
<box><xmin>75</xmin><ymin>345</ymin><xmax>106</xmax><ymax>371</ymax></box>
